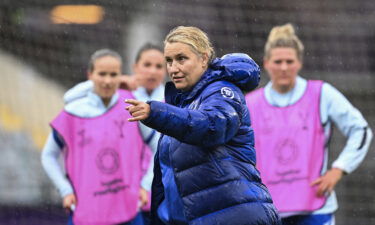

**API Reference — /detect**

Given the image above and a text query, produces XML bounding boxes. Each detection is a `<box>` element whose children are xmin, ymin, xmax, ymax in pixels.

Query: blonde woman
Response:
<box><xmin>246</xmin><ymin>24</ymin><xmax>372</xmax><ymax>225</ymax></box>
<box><xmin>126</xmin><ymin>26</ymin><xmax>281</xmax><ymax>225</ymax></box>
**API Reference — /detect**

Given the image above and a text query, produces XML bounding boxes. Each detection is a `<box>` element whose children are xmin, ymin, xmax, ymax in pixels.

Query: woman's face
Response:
<box><xmin>88</xmin><ymin>55</ymin><xmax>121</xmax><ymax>101</ymax></box>
<box><xmin>164</xmin><ymin>42</ymin><xmax>208</xmax><ymax>91</ymax></box>
<box><xmin>133</xmin><ymin>49</ymin><xmax>166</xmax><ymax>93</ymax></box>
<box><xmin>264</xmin><ymin>47</ymin><xmax>302</xmax><ymax>92</ymax></box>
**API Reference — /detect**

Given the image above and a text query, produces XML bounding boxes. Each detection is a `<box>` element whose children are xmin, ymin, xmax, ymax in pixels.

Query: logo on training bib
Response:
<box><xmin>275</xmin><ymin>139</ymin><xmax>299</xmax><ymax>165</ymax></box>
<box><xmin>96</xmin><ymin>148</ymin><xmax>120</xmax><ymax>175</ymax></box>
<box><xmin>221</xmin><ymin>87</ymin><xmax>234</xmax><ymax>99</ymax></box>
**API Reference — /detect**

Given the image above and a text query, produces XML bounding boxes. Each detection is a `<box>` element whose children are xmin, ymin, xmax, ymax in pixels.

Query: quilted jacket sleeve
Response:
<box><xmin>142</xmin><ymin>83</ymin><xmax>242</xmax><ymax>148</ymax></box>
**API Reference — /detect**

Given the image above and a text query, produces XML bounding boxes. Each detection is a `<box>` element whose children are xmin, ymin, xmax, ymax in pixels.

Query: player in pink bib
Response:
<box><xmin>42</xmin><ymin>49</ymin><xmax>151</xmax><ymax>225</ymax></box>
<box><xmin>246</xmin><ymin>24</ymin><xmax>372</xmax><ymax>225</ymax></box>
<box><xmin>247</xmin><ymin>80</ymin><xmax>325</xmax><ymax>213</ymax></box>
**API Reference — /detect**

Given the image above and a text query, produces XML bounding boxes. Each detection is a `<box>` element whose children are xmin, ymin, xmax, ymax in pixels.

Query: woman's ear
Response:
<box><xmin>87</xmin><ymin>71</ymin><xmax>92</xmax><ymax>80</ymax></box>
<box><xmin>201</xmin><ymin>53</ymin><xmax>209</xmax><ymax>68</ymax></box>
<box><xmin>296</xmin><ymin>59</ymin><xmax>303</xmax><ymax>71</ymax></box>
<box><xmin>263</xmin><ymin>57</ymin><xmax>269</xmax><ymax>71</ymax></box>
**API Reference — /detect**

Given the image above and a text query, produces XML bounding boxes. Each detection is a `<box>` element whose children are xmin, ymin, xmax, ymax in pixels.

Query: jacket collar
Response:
<box><xmin>164</xmin><ymin>68</ymin><xmax>213</xmax><ymax>106</ymax></box>
<box><xmin>164</xmin><ymin>53</ymin><xmax>260</xmax><ymax>105</ymax></box>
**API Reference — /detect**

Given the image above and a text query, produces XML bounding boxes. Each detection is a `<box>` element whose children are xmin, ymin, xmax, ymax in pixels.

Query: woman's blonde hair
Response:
<box><xmin>164</xmin><ymin>26</ymin><xmax>215</xmax><ymax>63</ymax></box>
<box><xmin>264</xmin><ymin>23</ymin><xmax>304</xmax><ymax>61</ymax></box>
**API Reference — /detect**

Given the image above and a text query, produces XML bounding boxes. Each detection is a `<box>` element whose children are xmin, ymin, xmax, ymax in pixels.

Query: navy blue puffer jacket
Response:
<box><xmin>143</xmin><ymin>53</ymin><xmax>281</xmax><ymax>225</ymax></box>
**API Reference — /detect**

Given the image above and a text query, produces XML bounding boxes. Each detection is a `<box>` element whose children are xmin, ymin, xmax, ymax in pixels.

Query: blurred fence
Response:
<box><xmin>0</xmin><ymin>0</ymin><xmax>374</xmax><ymax>224</ymax></box>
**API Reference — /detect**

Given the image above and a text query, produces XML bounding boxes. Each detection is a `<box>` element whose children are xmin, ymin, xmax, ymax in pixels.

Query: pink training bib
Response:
<box><xmin>51</xmin><ymin>90</ymin><xmax>150</xmax><ymax>225</ymax></box>
<box><xmin>245</xmin><ymin>80</ymin><xmax>326</xmax><ymax>213</ymax></box>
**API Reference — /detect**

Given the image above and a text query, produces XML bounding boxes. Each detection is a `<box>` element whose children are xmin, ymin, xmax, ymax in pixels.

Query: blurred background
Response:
<box><xmin>0</xmin><ymin>0</ymin><xmax>374</xmax><ymax>224</ymax></box>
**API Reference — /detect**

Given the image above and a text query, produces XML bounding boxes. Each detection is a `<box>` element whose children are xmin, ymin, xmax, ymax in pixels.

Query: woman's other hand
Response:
<box><xmin>63</xmin><ymin>193</ymin><xmax>77</xmax><ymax>212</ymax></box>
<box><xmin>138</xmin><ymin>188</ymin><xmax>149</xmax><ymax>208</ymax></box>
<box><xmin>119</xmin><ymin>75</ymin><xmax>139</xmax><ymax>91</ymax></box>
<box><xmin>310</xmin><ymin>168</ymin><xmax>344</xmax><ymax>197</ymax></box>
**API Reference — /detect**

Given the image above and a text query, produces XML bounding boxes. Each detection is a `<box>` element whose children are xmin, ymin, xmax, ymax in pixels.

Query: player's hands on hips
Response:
<box><xmin>311</xmin><ymin>168</ymin><xmax>344</xmax><ymax>197</ymax></box>
<box><xmin>138</xmin><ymin>188</ymin><xmax>149</xmax><ymax>208</ymax></box>
<box><xmin>125</xmin><ymin>99</ymin><xmax>150</xmax><ymax>122</ymax></box>
<box><xmin>63</xmin><ymin>193</ymin><xmax>77</xmax><ymax>212</ymax></box>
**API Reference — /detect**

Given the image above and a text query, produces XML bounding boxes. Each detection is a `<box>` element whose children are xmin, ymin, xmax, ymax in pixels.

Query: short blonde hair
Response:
<box><xmin>264</xmin><ymin>23</ymin><xmax>304</xmax><ymax>61</ymax></box>
<box><xmin>164</xmin><ymin>26</ymin><xmax>215</xmax><ymax>63</ymax></box>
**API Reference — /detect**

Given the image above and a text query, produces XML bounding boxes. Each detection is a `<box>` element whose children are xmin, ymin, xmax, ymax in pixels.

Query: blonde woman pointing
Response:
<box><xmin>126</xmin><ymin>26</ymin><xmax>281</xmax><ymax>225</ymax></box>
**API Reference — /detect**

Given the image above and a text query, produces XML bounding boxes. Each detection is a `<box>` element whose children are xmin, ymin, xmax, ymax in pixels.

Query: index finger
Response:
<box><xmin>125</xmin><ymin>99</ymin><xmax>141</xmax><ymax>106</ymax></box>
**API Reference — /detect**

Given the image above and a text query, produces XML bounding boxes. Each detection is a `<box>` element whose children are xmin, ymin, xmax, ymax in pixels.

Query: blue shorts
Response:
<box><xmin>68</xmin><ymin>212</ymin><xmax>144</xmax><ymax>225</ymax></box>
<box><xmin>282</xmin><ymin>214</ymin><xmax>335</xmax><ymax>225</ymax></box>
